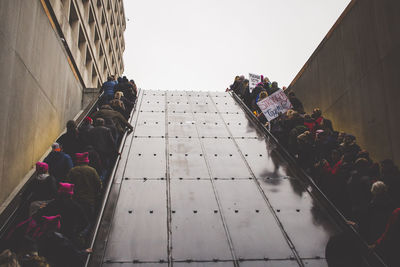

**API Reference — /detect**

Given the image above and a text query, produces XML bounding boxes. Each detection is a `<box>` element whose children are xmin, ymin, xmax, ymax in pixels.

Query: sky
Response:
<box><xmin>122</xmin><ymin>0</ymin><xmax>351</xmax><ymax>92</ymax></box>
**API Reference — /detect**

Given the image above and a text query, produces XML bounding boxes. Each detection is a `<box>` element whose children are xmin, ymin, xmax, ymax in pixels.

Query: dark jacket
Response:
<box><xmin>56</xmin><ymin>132</ymin><xmax>84</xmax><ymax>158</ymax></box>
<box><xmin>289</xmin><ymin>96</ymin><xmax>304</xmax><ymax>113</ymax></box>
<box><xmin>100</xmin><ymin>81</ymin><xmax>116</xmax><ymax>97</ymax></box>
<box><xmin>37</xmin><ymin>196</ymin><xmax>89</xmax><ymax>240</ymax></box>
<box><xmin>91</xmin><ymin>106</ymin><xmax>133</xmax><ymax>134</ymax></box>
<box><xmin>67</xmin><ymin>165</ymin><xmax>102</xmax><ymax>206</ymax></box>
<box><xmin>31</xmin><ymin>174</ymin><xmax>58</xmax><ymax>202</ymax></box>
<box><xmin>78</xmin><ymin>124</ymin><xmax>94</xmax><ymax>147</ymax></box>
<box><xmin>115</xmin><ymin>82</ymin><xmax>135</xmax><ymax>101</ymax></box>
<box><xmin>85</xmin><ymin>145</ymin><xmax>103</xmax><ymax>176</ymax></box>
<box><xmin>44</xmin><ymin>151</ymin><xmax>73</xmax><ymax>182</ymax></box>
<box><xmin>88</xmin><ymin>126</ymin><xmax>117</xmax><ymax>156</ymax></box>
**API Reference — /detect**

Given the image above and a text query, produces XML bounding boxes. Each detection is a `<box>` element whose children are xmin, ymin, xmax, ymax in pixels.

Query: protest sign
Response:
<box><xmin>257</xmin><ymin>89</ymin><xmax>293</xmax><ymax>121</ymax></box>
<box><xmin>249</xmin><ymin>73</ymin><xmax>262</xmax><ymax>93</ymax></box>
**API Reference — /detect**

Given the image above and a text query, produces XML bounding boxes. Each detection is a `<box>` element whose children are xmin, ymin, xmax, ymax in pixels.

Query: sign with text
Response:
<box><xmin>249</xmin><ymin>73</ymin><xmax>262</xmax><ymax>93</ymax></box>
<box><xmin>257</xmin><ymin>89</ymin><xmax>292</xmax><ymax>121</ymax></box>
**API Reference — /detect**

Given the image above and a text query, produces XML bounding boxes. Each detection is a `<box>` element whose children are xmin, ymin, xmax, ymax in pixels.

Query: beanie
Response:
<box><xmin>75</xmin><ymin>152</ymin><xmax>89</xmax><ymax>164</ymax></box>
<box><xmin>58</xmin><ymin>182</ymin><xmax>74</xmax><ymax>195</ymax></box>
<box><xmin>36</xmin><ymin>162</ymin><xmax>49</xmax><ymax>173</ymax></box>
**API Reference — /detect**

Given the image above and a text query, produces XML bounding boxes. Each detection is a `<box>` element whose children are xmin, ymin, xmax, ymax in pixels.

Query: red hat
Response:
<box><xmin>84</xmin><ymin>116</ymin><xmax>93</xmax><ymax>123</ymax></box>
<box><xmin>75</xmin><ymin>152</ymin><xmax>89</xmax><ymax>164</ymax></box>
<box><xmin>36</xmin><ymin>162</ymin><xmax>49</xmax><ymax>173</ymax></box>
<box><xmin>58</xmin><ymin>182</ymin><xmax>74</xmax><ymax>195</ymax></box>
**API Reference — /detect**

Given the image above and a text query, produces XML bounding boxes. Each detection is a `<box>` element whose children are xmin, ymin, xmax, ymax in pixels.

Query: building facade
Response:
<box><xmin>51</xmin><ymin>0</ymin><xmax>126</xmax><ymax>88</ymax></box>
<box><xmin>0</xmin><ymin>0</ymin><xmax>126</xmax><ymax>208</ymax></box>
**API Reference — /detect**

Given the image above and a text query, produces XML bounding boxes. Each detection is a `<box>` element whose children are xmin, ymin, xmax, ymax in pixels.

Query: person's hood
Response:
<box><xmin>36</xmin><ymin>173</ymin><xmax>49</xmax><ymax>181</ymax></box>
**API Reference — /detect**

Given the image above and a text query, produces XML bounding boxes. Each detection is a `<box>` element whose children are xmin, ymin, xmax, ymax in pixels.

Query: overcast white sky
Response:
<box><xmin>122</xmin><ymin>0</ymin><xmax>350</xmax><ymax>91</ymax></box>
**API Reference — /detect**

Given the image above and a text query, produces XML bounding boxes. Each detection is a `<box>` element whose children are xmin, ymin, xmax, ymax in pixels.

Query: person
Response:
<box><xmin>361</xmin><ymin>181</ymin><xmax>395</xmax><ymax>243</ymax></box>
<box><xmin>88</xmin><ymin>118</ymin><xmax>118</xmax><ymax>177</ymax></box>
<box><xmin>104</xmin><ymin>118</ymin><xmax>119</xmax><ymax>144</ymax></box>
<box><xmin>84</xmin><ymin>145</ymin><xmax>103</xmax><ymax>178</ymax></box>
<box><xmin>268</xmin><ymin>81</ymin><xmax>280</xmax><ymax>95</ymax></box>
<box><xmin>44</xmin><ymin>143</ymin><xmax>73</xmax><ymax>182</ymax></box>
<box><xmin>347</xmin><ymin>158</ymin><xmax>372</xmax><ymax>223</ymax></box>
<box><xmin>303</xmin><ymin>114</ymin><xmax>316</xmax><ymax>132</ymax></box>
<box><xmin>56</xmin><ymin>120</ymin><xmax>83</xmax><ymax>160</ymax></box>
<box><xmin>99</xmin><ymin>76</ymin><xmax>116</xmax><ymax>104</ymax></box>
<box><xmin>36</xmin><ymin>182</ymin><xmax>90</xmax><ymax>242</ymax></box>
<box><xmin>339</xmin><ymin>134</ymin><xmax>361</xmax><ymax>163</ymax></box>
<box><xmin>78</xmin><ymin>116</ymin><xmax>94</xmax><ymax>147</ymax></box>
<box><xmin>29</xmin><ymin>162</ymin><xmax>58</xmax><ymax>216</ymax></box>
<box><xmin>380</xmin><ymin>159</ymin><xmax>400</xmax><ymax>206</ymax></box>
<box><xmin>369</xmin><ymin>208</ymin><xmax>400</xmax><ymax>267</ymax></box>
<box><xmin>129</xmin><ymin>79</ymin><xmax>138</xmax><ymax>98</ymax></box>
<box><xmin>114</xmin><ymin>77</ymin><xmax>135</xmax><ymax>102</ymax></box>
<box><xmin>311</xmin><ymin>108</ymin><xmax>324</xmax><ymax>127</ymax></box>
<box><xmin>91</xmin><ymin>105</ymin><xmax>133</xmax><ymax>136</ymax></box>
<box><xmin>67</xmin><ymin>152</ymin><xmax>102</xmax><ymax>221</ymax></box>
<box><xmin>288</xmin><ymin>91</ymin><xmax>304</xmax><ymax>114</ymax></box>
<box><xmin>109</xmin><ymin>91</ymin><xmax>127</xmax><ymax>119</ymax></box>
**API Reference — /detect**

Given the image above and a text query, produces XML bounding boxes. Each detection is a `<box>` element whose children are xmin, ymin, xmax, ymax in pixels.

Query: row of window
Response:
<box><xmin>63</xmin><ymin>0</ymin><xmax>125</xmax><ymax>86</ymax></box>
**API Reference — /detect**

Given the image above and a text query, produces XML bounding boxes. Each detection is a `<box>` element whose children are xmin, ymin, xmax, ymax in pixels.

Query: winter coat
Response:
<box><xmin>91</xmin><ymin>106</ymin><xmax>133</xmax><ymax>134</ymax></box>
<box><xmin>78</xmin><ymin>124</ymin><xmax>94</xmax><ymax>147</ymax></box>
<box><xmin>67</xmin><ymin>165</ymin><xmax>102</xmax><ymax>207</ymax></box>
<box><xmin>115</xmin><ymin>82</ymin><xmax>135</xmax><ymax>101</ymax></box>
<box><xmin>289</xmin><ymin>96</ymin><xmax>304</xmax><ymax>113</ymax></box>
<box><xmin>362</xmin><ymin>196</ymin><xmax>395</xmax><ymax>243</ymax></box>
<box><xmin>38</xmin><ymin>231</ymin><xmax>88</xmax><ymax>267</ymax></box>
<box><xmin>37</xmin><ymin>197</ymin><xmax>89</xmax><ymax>240</ymax></box>
<box><xmin>340</xmin><ymin>142</ymin><xmax>361</xmax><ymax>162</ymax></box>
<box><xmin>100</xmin><ymin>81</ymin><xmax>116</xmax><ymax>97</ymax></box>
<box><xmin>56</xmin><ymin>132</ymin><xmax>84</xmax><ymax>158</ymax></box>
<box><xmin>85</xmin><ymin>146</ymin><xmax>103</xmax><ymax>176</ymax></box>
<box><xmin>88</xmin><ymin>126</ymin><xmax>118</xmax><ymax>156</ymax></box>
<box><xmin>347</xmin><ymin>171</ymin><xmax>372</xmax><ymax>221</ymax></box>
<box><xmin>374</xmin><ymin>208</ymin><xmax>400</xmax><ymax>267</ymax></box>
<box><xmin>44</xmin><ymin>151</ymin><xmax>73</xmax><ymax>182</ymax></box>
<box><xmin>31</xmin><ymin>174</ymin><xmax>58</xmax><ymax>202</ymax></box>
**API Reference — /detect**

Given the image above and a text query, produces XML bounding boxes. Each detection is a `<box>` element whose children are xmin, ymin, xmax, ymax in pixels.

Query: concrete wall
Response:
<box><xmin>0</xmin><ymin>0</ymin><xmax>83</xmax><ymax>206</ymax></box>
<box><xmin>289</xmin><ymin>0</ymin><xmax>400</xmax><ymax>165</ymax></box>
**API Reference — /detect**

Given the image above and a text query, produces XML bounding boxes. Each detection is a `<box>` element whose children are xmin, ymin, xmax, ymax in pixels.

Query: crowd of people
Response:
<box><xmin>0</xmin><ymin>76</ymin><xmax>136</xmax><ymax>267</ymax></box>
<box><xmin>228</xmin><ymin>75</ymin><xmax>400</xmax><ymax>267</ymax></box>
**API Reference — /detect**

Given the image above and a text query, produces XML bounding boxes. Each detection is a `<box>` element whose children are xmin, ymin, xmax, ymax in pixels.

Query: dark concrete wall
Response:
<box><xmin>0</xmin><ymin>0</ymin><xmax>83</xmax><ymax>207</ymax></box>
<box><xmin>290</xmin><ymin>0</ymin><xmax>400</xmax><ymax>166</ymax></box>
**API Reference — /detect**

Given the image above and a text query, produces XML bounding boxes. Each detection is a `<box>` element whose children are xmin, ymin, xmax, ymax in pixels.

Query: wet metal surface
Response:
<box><xmin>90</xmin><ymin>90</ymin><xmax>340</xmax><ymax>266</ymax></box>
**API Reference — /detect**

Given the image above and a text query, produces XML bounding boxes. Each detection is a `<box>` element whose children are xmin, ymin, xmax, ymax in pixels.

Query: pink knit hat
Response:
<box><xmin>75</xmin><ymin>152</ymin><xmax>89</xmax><ymax>164</ymax></box>
<box><xmin>36</xmin><ymin>162</ymin><xmax>49</xmax><ymax>173</ymax></box>
<box><xmin>58</xmin><ymin>182</ymin><xmax>74</xmax><ymax>195</ymax></box>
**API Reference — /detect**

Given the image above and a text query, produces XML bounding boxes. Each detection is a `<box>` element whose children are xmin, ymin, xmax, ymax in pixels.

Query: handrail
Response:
<box><xmin>229</xmin><ymin>91</ymin><xmax>387</xmax><ymax>267</ymax></box>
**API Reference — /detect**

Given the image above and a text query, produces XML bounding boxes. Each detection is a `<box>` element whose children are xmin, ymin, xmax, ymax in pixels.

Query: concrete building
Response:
<box><xmin>289</xmin><ymin>0</ymin><xmax>400</xmax><ymax>166</ymax></box>
<box><xmin>0</xmin><ymin>0</ymin><xmax>126</xmax><ymax>209</ymax></box>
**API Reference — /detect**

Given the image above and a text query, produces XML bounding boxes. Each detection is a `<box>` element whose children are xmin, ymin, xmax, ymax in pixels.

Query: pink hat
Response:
<box><xmin>36</xmin><ymin>162</ymin><xmax>49</xmax><ymax>173</ymax></box>
<box><xmin>75</xmin><ymin>152</ymin><xmax>89</xmax><ymax>164</ymax></box>
<box><xmin>58</xmin><ymin>182</ymin><xmax>74</xmax><ymax>195</ymax></box>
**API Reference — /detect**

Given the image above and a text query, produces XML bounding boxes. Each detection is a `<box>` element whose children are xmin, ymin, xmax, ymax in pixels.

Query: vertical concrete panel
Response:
<box><xmin>340</xmin><ymin>3</ymin><xmax>363</xmax><ymax>90</ymax></box>
<box><xmin>0</xmin><ymin>0</ymin><xmax>83</xmax><ymax>204</ymax></box>
<box><xmin>317</xmin><ymin>30</ymin><xmax>346</xmax><ymax>110</ymax></box>
<box><xmin>0</xmin><ymin>0</ymin><xmax>21</xmax><ymax>49</ymax></box>
<box><xmin>381</xmin><ymin>48</ymin><xmax>400</xmax><ymax>164</ymax></box>
<box><xmin>371</xmin><ymin>0</ymin><xmax>400</xmax><ymax>60</ymax></box>
<box><xmin>357</xmin><ymin>63</ymin><xmax>392</xmax><ymax>161</ymax></box>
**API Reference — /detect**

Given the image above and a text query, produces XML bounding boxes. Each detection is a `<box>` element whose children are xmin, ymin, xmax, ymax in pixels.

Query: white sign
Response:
<box><xmin>249</xmin><ymin>73</ymin><xmax>262</xmax><ymax>93</ymax></box>
<box><xmin>257</xmin><ymin>89</ymin><xmax>293</xmax><ymax>121</ymax></box>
